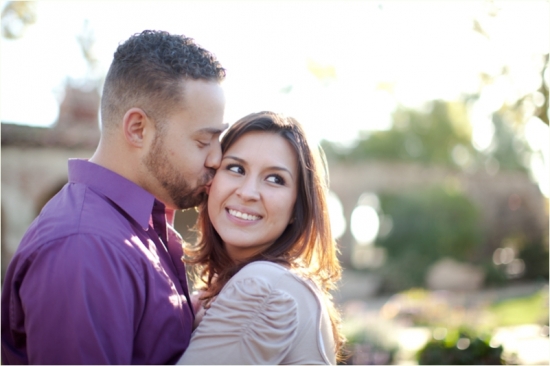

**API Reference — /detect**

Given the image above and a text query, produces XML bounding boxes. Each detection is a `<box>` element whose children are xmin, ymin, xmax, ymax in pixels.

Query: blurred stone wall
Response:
<box><xmin>329</xmin><ymin>161</ymin><xmax>548</xmax><ymax>267</ymax></box>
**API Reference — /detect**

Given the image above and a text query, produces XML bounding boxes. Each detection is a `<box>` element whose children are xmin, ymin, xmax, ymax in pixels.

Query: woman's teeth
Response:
<box><xmin>228</xmin><ymin>209</ymin><xmax>260</xmax><ymax>221</ymax></box>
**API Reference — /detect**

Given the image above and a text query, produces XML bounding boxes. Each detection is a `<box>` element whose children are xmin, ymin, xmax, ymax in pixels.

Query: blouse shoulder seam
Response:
<box><xmin>238</xmin><ymin>262</ymin><xmax>332</xmax><ymax>363</ymax></box>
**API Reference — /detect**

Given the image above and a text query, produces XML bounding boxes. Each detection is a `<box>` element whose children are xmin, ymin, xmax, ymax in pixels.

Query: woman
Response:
<box><xmin>179</xmin><ymin>111</ymin><xmax>344</xmax><ymax>365</ymax></box>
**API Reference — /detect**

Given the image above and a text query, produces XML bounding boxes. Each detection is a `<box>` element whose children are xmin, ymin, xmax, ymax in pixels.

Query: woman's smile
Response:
<box><xmin>226</xmin><ymin>208</ymin><xmax>262</xmax><ymax>222</ymax></box>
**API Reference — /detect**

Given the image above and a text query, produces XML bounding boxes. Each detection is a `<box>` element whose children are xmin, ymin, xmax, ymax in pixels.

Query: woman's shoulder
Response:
<box><xmin>216</xmin><ymin>261</ymin><xmax>302</xmax><ymax>313</ymax></box>
<box><xmin>232</xmin><ymin>260</ymin><xmax>288</xmax><ymax>281</ymax></box>
<box><xmin>227</xmin><ymin>261</ymin><xmax>323</xmax><ymax>316</ymax></box>
<box><xmin>232</xmin><ymin>260</ymin><xmax>313</xmax><ymax>289</ymax></box>
<box><xmin>216</xmin><ymin>260</ymin><xmax>324</xmax><ymax>325</ymax></box>
<box><xmin>220</xmin><ymin>261</ymin><xmax>299</xmax><ymax>306</ymax></box>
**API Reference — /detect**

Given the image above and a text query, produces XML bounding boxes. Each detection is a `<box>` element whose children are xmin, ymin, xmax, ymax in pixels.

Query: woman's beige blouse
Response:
<box><xmin>178</xmin><ymin>261</ymin><xmax>336</xmax><ymax>365</ymax></box>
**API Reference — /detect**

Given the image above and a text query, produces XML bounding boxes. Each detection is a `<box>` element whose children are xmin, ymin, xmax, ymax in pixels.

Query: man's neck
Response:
<box><xmin>89</xmin><ymin>137</ymin><xmax>139</xmax><ymax>185</ymax></box>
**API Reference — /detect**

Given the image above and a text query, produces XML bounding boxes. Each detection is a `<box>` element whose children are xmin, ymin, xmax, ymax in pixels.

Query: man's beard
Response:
<box><xmin>144</xmin><ymin>134</ymin><xmax>213</xmax><ymax>210</ymax></box>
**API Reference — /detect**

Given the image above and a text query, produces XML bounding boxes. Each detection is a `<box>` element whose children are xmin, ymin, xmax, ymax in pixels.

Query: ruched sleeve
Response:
<box><xmin>178</xmin><ymin>274</ymin><xmax>298</xmax><ymax>365</ymax></box>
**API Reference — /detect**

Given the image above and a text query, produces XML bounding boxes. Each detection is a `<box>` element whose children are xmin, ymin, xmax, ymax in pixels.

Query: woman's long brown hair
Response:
<box><xmin>184</xmin><ymin>111</ymin><xmax>345</xmax><ymax>358</ymax></box>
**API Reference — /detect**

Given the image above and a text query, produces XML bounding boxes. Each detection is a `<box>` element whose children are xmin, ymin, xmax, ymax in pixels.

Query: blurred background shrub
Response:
<box><xmin>416</xmin><ymin>328</ymin><xmax>504</xmax><ymax>365</ymax></box>
<box><xmin>375</xmin><ymin>187</ymin><xmax>483</xmax><ymax>293</ymax></box>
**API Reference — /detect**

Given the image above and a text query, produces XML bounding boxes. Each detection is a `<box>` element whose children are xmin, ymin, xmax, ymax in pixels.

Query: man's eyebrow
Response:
<box><xmin>197</xmin><ymin>123</ymin><xmax>229</xmax><ymax>135</ymax></box>
<box><xmin>223</xmin><ymin>155</ymin><xmax>294</xmax><ymax>178</ymax></box>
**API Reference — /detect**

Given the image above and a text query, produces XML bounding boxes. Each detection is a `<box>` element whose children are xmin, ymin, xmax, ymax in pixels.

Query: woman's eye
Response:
<box><xmin>198</xmin><ymin>141</ymin><xmax>210</xmax><ymax>147</ymax></box>
<box><xmin>266</xmin><ymin>175</ymin><xmax>285</xmax><ymax>185</ymax></box>
<box><xmin>227</xmin><ymin>164</ymin><xmax>244</xmax><ymax>174</ymax></box>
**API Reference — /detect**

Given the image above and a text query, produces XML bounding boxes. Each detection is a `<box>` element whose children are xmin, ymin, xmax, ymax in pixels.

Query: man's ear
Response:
<box><xmin>122</xmin><ymin>108</ymin><xmax>151</xmax><ymax>147</ymax></box>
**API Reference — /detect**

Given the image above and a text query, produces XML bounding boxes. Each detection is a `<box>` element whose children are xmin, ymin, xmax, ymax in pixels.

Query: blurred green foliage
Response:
<box><xmin>323</xmin><ymin>100</ymin><xmax>468</xmax><ymax>165</ymax></box>
<box><xmin>489</xmin><ymin>113</ymin><xmax>530</xmax><ymax>171</ymax></box>
<box><xmin>375</xmin><ymin>187</ymin><xmax>483</xmax><ymax>293</ymax></box>
<box><xmin>340</xmin><ymin>317</ymin><xmax>399</xmax><ymax>365</ymax></box>
<box><xmin>417</xmin><ymin>328</ymin><xmax>504</xmax><ymax>365</ymax></box>
<box><xmin>479</xmin><ymin>261</ymin><xmax>509</xmax><ymax>287</ymax></box>
<box><xmin>484</xmin><ymin>234</ymin><xmax>548</xmax><ymax>287</ymax></box>
<box><xmin>321</xmin><ymin>100</ymin><xmax>529</xmax><ymax>174</ymax></box>
<box><xmin>518</xmin><ymin>241</ymin><xmax>549</xmax><ymax>282</ymax></box>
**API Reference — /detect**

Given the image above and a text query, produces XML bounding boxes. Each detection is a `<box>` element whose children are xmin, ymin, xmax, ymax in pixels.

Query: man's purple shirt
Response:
<box><xmin>1</xmin><ymin>159</ymin><xmax>194</xmax><ymax>364</ymax></box>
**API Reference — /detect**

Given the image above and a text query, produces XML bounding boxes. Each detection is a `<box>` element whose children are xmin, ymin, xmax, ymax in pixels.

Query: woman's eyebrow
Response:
<box><xmin>223</xmin><ymin>155</ymin><xmax>294</xmax><ymax>178</ymax></box>
<box><xmin>222</xmin><ymin>155</ymin><xmax>244</xmax><ymax>162</ymax></box>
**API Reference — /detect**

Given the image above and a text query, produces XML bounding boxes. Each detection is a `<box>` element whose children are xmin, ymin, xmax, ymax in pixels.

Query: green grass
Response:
<box><xmin>487</xmin><ymin>289</ymin><xmax>548</xmax><ymax>327</ymax></box>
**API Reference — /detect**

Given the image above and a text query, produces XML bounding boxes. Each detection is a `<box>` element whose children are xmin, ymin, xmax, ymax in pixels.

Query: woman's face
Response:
<box><xmin>208</xmin><ymin>131</ymin><xmax>299</xmax><ymax>262</ymax></box>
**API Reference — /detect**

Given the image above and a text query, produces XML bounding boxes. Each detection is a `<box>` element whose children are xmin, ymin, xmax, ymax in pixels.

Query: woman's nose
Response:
<box><xmin>235</xmin><ymin>177</ymin><xmax>260</xmax><ymax>201</ymax></box>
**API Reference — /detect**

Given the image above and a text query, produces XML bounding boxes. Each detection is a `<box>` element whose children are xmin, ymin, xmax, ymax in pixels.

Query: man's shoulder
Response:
<box><xmin>21</xmin><ymin>182</ymin><xmax>140</xmax><ymax>253</ymax></box>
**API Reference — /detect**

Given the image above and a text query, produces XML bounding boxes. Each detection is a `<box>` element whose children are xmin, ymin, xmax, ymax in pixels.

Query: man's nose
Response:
<box><xmin>205</xmin><ymin>143</ymin><xmax>222</xmax><ymax>170</ymax></box>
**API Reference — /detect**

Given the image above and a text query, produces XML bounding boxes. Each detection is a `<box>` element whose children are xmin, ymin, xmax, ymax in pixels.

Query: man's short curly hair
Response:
<box><xmin>100</xmin><ymin>30</ymin><xmax>226</xmax><ymax>131</ymax></box>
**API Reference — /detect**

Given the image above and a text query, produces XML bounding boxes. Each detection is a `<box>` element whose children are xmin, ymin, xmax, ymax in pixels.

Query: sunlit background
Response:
<box><xmin>1</xmin><ymin>0</ymin><xmax>549</xmax><ymax>364</ymax></box>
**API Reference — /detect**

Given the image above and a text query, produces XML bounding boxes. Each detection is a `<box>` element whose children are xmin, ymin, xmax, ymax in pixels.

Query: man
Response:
<box><xmin>1</xmin><ymin>30</ymin><xmax>227</xmax><ymax>364</ymax></box>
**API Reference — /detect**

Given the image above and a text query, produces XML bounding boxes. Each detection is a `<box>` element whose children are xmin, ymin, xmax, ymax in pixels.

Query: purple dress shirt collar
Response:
<box><xmin>68</xmin><ymin>158</ymin><xmax>154</xmax><ymax>230</ymax></box>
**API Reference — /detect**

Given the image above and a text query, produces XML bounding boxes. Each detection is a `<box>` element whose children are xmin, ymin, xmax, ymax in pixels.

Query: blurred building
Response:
<box><xmin>1</xmin><ymin>84</ymin><xmax>101</xmax><ymax>280</ymax></box>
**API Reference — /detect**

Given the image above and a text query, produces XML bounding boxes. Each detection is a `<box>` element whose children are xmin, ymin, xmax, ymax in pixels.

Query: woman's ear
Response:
<box><xmin>122</xmin><ymin>108</ymin><xmax>150</xmax><ymax>147</ymax></box>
